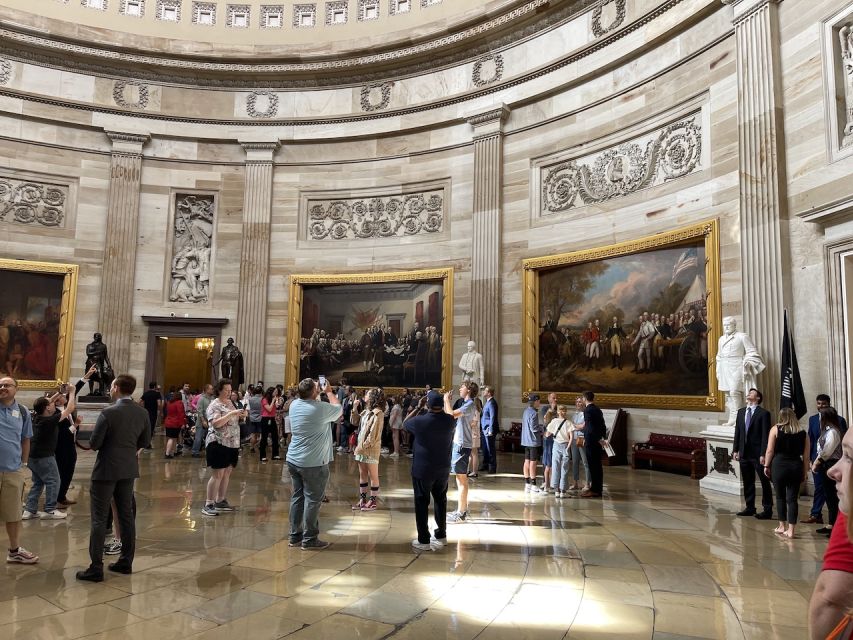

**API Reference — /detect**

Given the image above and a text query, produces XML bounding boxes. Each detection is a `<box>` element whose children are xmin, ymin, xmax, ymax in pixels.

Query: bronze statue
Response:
<box><xmin>214</xmin><ymin>337</ymin><xmax>244</xmax><ymax>389</ymax></box>
<box><xmin>84</xmin><ymin>332</ymin><xmax>114</xmax><ymax>396</ymax></box>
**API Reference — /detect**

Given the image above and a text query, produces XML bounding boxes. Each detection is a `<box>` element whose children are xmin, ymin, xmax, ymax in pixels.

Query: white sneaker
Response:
<box><xmin>380</xmin><ymin>447</ymin><xmax>390</xmax><ymax>454</ymax></box>
<box><xmin>524</xmin><ymin>484</ymin><xmax>531</xmax><ymax>492</ymax></box>
<box><xmin>40</xmin><ymin>510</ymin><xmax>67</xmax><ymax>520</ymax></box>
<box><xmin>21</xmin><ymin>510</ymin><xmax>38</xmax><ymax>520</ymax></box>
<box><xmin>529</xmin><ymin>485</ymin><xmax>541</xmax><ymax>493</ymax></box>
<box><xmin>389</xmin><ymin>453</ymin><xmax>399</xmax><ymax>458</ymax></box>
<box><xmin>430</xmin><ymin>535</ymin><xmax>447</xmax><ymax>548</ymax></box>
<box><xmin>411</xmin><ymin>539</ymin><xmax>433</xmax><ymax>552</ymax></box>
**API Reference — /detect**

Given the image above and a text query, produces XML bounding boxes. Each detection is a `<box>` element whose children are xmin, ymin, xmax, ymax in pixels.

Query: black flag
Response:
<box><xmin>780</xmin><ymin>309</ymin><xmax>807</xmax><ymax>419</ymax></box>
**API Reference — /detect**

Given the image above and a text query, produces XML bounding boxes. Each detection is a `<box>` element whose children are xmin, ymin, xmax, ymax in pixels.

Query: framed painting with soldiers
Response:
<box><xmin>286</xmin><ymin>268</ymin><xmax>453</xmax><ymax>392</ymax></box>
<box><xmin>0</xmin><ymin>259</ymin><xmax>79</xmax><ymax>389</ymax></box>
<box><xmin>522</xmin><ymin>220</ymin><xmax>724</xmax><ymax>411</ymax></box>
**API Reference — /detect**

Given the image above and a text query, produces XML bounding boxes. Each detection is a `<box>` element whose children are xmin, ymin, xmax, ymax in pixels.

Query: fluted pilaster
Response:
<box><xmin>727</xmin><ymin>0</ymin><xmax>789</xmax><ymax>411</ymax></box>
<box><xmin>467</xmin><ymin>105</ymin><xmax>509</xmax><ymax>389</ymax></box>
<box><xmin>236</xmin><ymin>141</ymin><xmax>279</xmax><ymax>384</ymax></box>
<box><xmin>97</xmin><ymin>131</ymin><xmax>149</xmax><ymax>374</ymax></box>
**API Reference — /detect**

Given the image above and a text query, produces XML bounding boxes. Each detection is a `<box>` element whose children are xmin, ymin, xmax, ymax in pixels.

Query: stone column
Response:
<box><xmin>727</xmin><ymin>0</ymin><xmax>790</xmax><ymax>412</ymax></box>
<box><xmin>97</xmin><ymin>131</ymin><xmax>149</xmax><ymax>374</ymax></box>
<box><xmin>467</xmin><ymin>105</ymin><xmax>509</xmax><ymax>388</ymax></box>
<box><xmin>236</xmin><ymin>141</ymin><xmax>279</xmax><ymax>384</ymax></box>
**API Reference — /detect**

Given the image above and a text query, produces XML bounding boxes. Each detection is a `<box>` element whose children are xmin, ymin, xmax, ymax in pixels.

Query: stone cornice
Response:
<box><xmin>722</xmin><ymin>0</ymin><xmax>781</xmax><ymax>26</ymax></box>
<box><xmin>240</xmin><ymin>140</ymin><xmax>280</xmax><ymax>162</ymax></box>
<box><xmin>105</xmin><ymin>130</ymin><xmax>150</xmax><ymax>155</ymax></box>
<box><xmin>467</xmin><ymin>105</ymin><xmax>511</xmax><ymax>127</ymax></box>
<box><xmin>795</xmin><ymin>195</ymin><xmax>853</xmax><ymax>226</ymax></box>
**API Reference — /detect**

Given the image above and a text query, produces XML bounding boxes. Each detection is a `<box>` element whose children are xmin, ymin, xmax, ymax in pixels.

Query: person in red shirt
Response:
<box><xmin>810</xmin><ymin>424</ymin><xmax>853</xmax><ymax>639</ymax></box>
<box><xmin>162</xmin><ymin>391</ymin><xmax>186</xmax><ymax>459</ymax></box>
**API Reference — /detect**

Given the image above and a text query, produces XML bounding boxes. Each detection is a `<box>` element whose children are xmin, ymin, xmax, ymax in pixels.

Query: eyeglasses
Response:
<box><xmin>0</xmin><ymin>383</ymin><xmax>16</xmax><ymax>389</ymax></box>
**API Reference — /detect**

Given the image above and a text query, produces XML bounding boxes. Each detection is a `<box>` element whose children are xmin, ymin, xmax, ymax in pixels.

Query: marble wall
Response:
<box><xmin>2</xmin><ymin>0</ymin><xmax>852</xmax><ymax>448</ymax></box>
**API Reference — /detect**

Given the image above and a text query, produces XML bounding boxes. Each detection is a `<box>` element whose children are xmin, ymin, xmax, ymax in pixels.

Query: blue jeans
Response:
<box><xmin>192</xmin><ymin>424</ymin><xmax>208</xmax><ymax>454</ymax></box>
<box><xmin>571</xmin><ymin>440</ymin><xmax>589</xmax><ymax>484</ymax></box>
<box><xmin>551</xmin><ymin>442</ymin><xmax>570</xmax><ymax>491</ymax></box>
<box><xmin>287</xmin><ymin>462</ymin><xmax>330</xmax><ymax>545</ymax></box>
<box><xmin>810</xmin><ymin>469</ymin><xmax>825</xmax><ymax>518</ymax></box>
<box><xmin>26</xmin><ymin>456</ymin><xmax>60</xmax><ymax>513</ymax></box>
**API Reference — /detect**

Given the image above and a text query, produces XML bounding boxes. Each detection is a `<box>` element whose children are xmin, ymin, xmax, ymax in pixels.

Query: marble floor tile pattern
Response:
<box><xmin>0</xmin><ymin>441</ymin><xmax>824</xmax><ymax>639</ymax></box>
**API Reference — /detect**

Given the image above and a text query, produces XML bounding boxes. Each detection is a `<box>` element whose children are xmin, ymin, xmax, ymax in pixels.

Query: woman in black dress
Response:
<box><xmin>763</xmin><ymin>407</ymin><xmax>809</xmax><ymax>539</ymax></box>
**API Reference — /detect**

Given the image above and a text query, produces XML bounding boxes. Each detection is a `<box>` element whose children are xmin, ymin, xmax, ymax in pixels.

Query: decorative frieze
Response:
<box><xmin>293</xmin><ymin>3</ymin><xmax>316</xmax><ymax>27</ymax></box>
<box><xmin>156</xmin><ymin>0</ymin><xmax>180</xmax><ymax>21</ymax></box>
<box><xmin>361</xmin><ymin>82</ymin><xmax>392</xmax><ymax>111</ymax></box>
<box><xmin>306</xmin><ymin>188</ymin><xmax>444</xmax><ymax>241</ymax></box>
<box><xmin>591</xmin><ymin>0</ymin><xmax>626</xmax><ymax>37</ymax></box>
<box><xmin>0</xmin><ymin>59</ymin><xmax>10</xmax><ymax>85</ymax></box>
<box><xmin>169</xmin><ymin>193</ymin><xmax>215</xmax><ymax>304</ymax></box>
<box><xmin>191</xmin><ymin>1</ymin><xmax>216</xmax><ymax>25</ymax></box>
<box><xmin>472</xmin><ymin>53</ymin><xmax>504</xmax><ymax>87</ymax></box>
<box><xmin>119</xmin><ymin>0</ymin><xmax>144</xmax><ymax>16</ymax></box>
<box><xmin>246</xmin><ymin>90</ymin><xmax>279</xmax><ymax>118</ymax></box>
<box><xmin>0</xmin><ymin>175</ymin><xmax>68</xmax><ymax>228</ymax></box>
<box><xmin>113</xmin><ymin>80</ymin><xmax>150</xmax><ymax>109</ymax></box>
<box><xmin>390</xmin><ymin>0</ymin><xmax>411</xmax><ymax>15</ymax></box>
<box><xmin>358</xmin><ymin>0</ymin><xmax>379</xmax><ymax>21</ymax></box>
<box><xmin>540</xmin><ymin>114</ymin><xmax>702</xmax><ymax>213</ymax></box>
<box><xmin>227</xmin><ymin>4</ymin><xmax>251</xmax><ymax>27</ymax></box>
<box><xmin>325</xmin><ymin>1</ymin><xmax>348</xmax><ymax>25</ymax></box>
<box><xmin>260</xmin><ymin>4</ymin><xmax>284</xmax><ymax>27</ymax></box>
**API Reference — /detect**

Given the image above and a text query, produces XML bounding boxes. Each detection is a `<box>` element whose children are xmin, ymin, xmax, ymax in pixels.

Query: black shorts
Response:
<box><xmin>525</xmin><ymin>446</ymin><xmax>541</xmax><ymax>461</ymax></box>
<box><xmin>165</xmin><ymin>427</ymin><xmax>182</xmax><ymax>439</ymax></box>
<box><xmin>206</xmin><ymin>442</ymin><xmax>239</xmax><ymax>469</ymax></box>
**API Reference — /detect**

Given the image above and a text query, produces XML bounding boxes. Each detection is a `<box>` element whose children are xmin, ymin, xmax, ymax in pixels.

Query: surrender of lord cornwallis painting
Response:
<box><xmin>286</xmin><ymin>269</ymin><xmax>453</xmax><ymax>391</ymax></box>
<box><xmin>522</xmin><ymin>221</ymin><xmax>723</xmax><ymax>411</ymax></box>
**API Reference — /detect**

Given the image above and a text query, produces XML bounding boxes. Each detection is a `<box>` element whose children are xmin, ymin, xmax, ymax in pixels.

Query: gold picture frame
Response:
<box><xmin>286</xmin><ymin>268</ymin><xmax>454</xmax><ymax>393</ymax></box>
<box><xmin>522</xmin><ymin>219</ymin><xmax>723</xmax><ymax>411</ymax></box>
<box><xmin>0</xmin><ymin>258</ymin><xmax>79</xmax><ymax>389</ymax></box>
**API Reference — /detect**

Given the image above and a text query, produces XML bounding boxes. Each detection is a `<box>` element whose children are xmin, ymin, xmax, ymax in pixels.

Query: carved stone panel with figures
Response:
<box><xmin>168</xmin><ymin>192</ymin><xmax>216</xmax><ymax>304</ymax></box>
<box><xmin>822</xmin><ymin>5</ymin><xmax>853</xmax><ymax>162</ymax></box>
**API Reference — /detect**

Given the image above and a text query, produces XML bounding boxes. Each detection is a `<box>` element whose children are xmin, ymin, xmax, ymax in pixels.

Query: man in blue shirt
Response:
<box><xmin>286</xmin><ymin>377</ymin><xmax>342</xmax><ymax>550</ymax></box>
<box><xmin>803</xmin><ymin>394</ymin><xmax>848</xmax><ymax>524</ymax></box>
<box><xmin>0</xmin><ymin>376</ymin><xmax>38</xmax><ymax>564</ymax></box>
<box><xmin>444</xmin><ymin>381</ymin><xmax>478</xmax><ymax>523</ymax></box>
<box><xmin>405</xmin><ymin>391</ymin><xmax>456</xmax><ymax>551</ymax></box>
<box><xmin>521</xmin><ymin>394</ymin><xmax>543</xmax><ymax>492</ymax></box>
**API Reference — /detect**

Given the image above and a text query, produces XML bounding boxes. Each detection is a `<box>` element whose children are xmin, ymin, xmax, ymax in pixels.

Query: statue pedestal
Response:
<box><xmin>75</xmin><ymin>401</ymin><xmax>111</xmax><ymax>448</ymax></box>
<box><xmin>698</xmin><ymin>424</ymin><xmax>743</xmax><ymax>496</ymax></box>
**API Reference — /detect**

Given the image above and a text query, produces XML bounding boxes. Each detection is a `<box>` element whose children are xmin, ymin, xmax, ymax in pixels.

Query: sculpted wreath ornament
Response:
<box><xmin>309</xmin><ymin>193</ymin><xmax>443</xmax><ymax>240</ymax></box>
<box><xmin>0</xmin><ymin>178</ymin><xmax>66</xmax><ymax>227</ymax></box>
<box><xmin>542</xmin><ymin>117</ymin><xmax>701</xmax><ymax>212</ymax></box>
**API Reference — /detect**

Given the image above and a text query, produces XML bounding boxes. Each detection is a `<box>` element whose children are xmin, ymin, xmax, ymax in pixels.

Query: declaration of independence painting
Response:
<box><xmin>288</xmin><ymin>269</ymin><xmax>453</xmax><ymax>390</ymax></box>
<box><xmin>523</xmin><ymin>221</ymin><xmax>722</xmax><ymax>410</ymax></box>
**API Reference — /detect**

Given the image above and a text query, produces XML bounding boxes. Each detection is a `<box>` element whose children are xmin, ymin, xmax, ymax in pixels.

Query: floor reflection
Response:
<box><xmin>0</xmin><ymin>441</ymin><xmax>820</xmax><ymax>639</ymax></box>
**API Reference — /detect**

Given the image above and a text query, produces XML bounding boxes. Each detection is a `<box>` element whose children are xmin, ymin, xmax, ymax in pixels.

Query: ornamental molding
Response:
<box><xmin>302</xmin><ymin>179</ymin><xmax>449</xmax><ymax>242</ymax></box>
<box><xmin>0</xmin><ymin>173</ymin><xmax>69</xmax><ymax>228</ymax></box>
<box><xmin>246</xmin><ymin>90</ymin><xmax>279</xmax><ymax>118</ymax></box>
<box><xmin>112</xmin><ymin>80</ymin><xmax>149</xmax><ymax>109</ymax></box>
<box><xmin>106</xmin><ymin>131</ymin><xmax>150</xmax><ymax>145</ymax></box>
<box><xmin>168</xmin><ymin>192</ymin><xmax>216</xmax><ymax>304</ymax></box>
<box><xmin>591</xmin><ymin>0</ymin><xmax>626</xmax><ymax>38</ymax></box>
<box><xmin>467</xmin><ymin>105</ymin><xmax>510</xmax><ymax>127</ymax></box>
<box><xmin>361</xmin><ymin>82</ymin><xmax>392</xmax><ymax>111</ymax></box>
<box><xmin>0</xmin><ymin>58</ymin><xmax>10</xmax><ymax>85</ymax></box>
<box><xmin>534</xmin><ymin>107</ymin><xmax>705</xmax><ymax>216</ymax></box>
<box><xmin>472</xmin><ymin>53</ymin><xmax>504</xmax><ymax>87</ymax></box>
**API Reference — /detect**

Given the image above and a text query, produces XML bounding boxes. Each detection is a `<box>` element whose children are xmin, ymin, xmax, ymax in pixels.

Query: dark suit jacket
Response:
<box><xmin>583</xmin><ymin>403</ymin><xmax>607</xmax><ymax>443</ymax></box>
<box><xmin>481</xmin><ymin>397</ymin><xmax>499</xmax><ymax>436</ymax></box>
<box><xmin>90</xmin><ymin>398</ymin><xmax>151</xmax><ymax>482</ymax></box>
<box><xmin>733</xmin><ymin>405</ymin><xmax>771</xmax><ymax>461</ymax></box>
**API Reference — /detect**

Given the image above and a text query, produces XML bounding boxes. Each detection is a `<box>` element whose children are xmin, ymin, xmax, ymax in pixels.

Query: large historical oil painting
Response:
<box><xmin>523</xmin><ymin>221</ymin><xmax>723</xmax><ymax>410</ymax></box>
<box><xmin>287</xmin><ymin>269</ymin><xmax>453</xmax><ymax>391</ymax></box>
<box><xmin>0</xmin><ymin>259</ymin><xmax>78</xmax><ymax>388</ymax></box>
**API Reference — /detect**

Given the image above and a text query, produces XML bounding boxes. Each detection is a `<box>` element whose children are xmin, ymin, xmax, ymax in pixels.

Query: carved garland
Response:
<box><xmin>360</xmin><ymin>82</ymin><xmax>392</xmax><ymax>111</ymax></box>
<box><xmin>591</xmin><ymin>0</ymin><xmax>626</xmax><ymax>38</ymax></box>
<box><xmin>0</xmin><ymin>177</ymin><xmax>67</xmax><ymax>227</ymax></box>
<box><xmin>113</xmin><ymin>80</ymin><xmax>150</xmax><ymax>109</ymax></box>
<box><xmin>472</xmin><ymin>53</ymin><xmax>504</xmax><ymax>87</ymax></box>
<box><xmin>308</xmin><ymin>191</ymin><xmax>443</xmax><ymax>240</ymax></box>
<box><xmin>0</xmin><ymin>58</ymin><xmax>11</xmax><ymax>85</ymax></box>
<box><xmin>247</xmin><ymin>90</ymin><xmax>279</xmax><ymax>118</ymax></box>
<box><xmin>541</xmin><ymin>116</ymin><xmax>702</xmax><ymax>213</ymax></box>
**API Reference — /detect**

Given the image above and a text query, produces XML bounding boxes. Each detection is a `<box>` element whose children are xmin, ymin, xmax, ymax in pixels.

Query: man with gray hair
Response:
<box><xmin>716</xmin><ymin>316</ymin><xmax>765</xmax><ymax>426</ymax></box>
<box><xmin>285</xmin><ymin>377</ymin><xmax>341</xmax><ymax>550</ymax></box>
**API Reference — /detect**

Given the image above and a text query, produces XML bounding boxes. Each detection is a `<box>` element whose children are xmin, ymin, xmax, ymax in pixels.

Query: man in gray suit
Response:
<box><xmin>77</xmin><ymin>374</ymin><xmax>150</xmax><ymax>582</ymax></box>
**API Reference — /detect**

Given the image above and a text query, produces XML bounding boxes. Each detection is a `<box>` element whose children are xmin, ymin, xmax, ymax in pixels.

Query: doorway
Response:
<box><xmin>142</xmin><ymin>316</ymin><xmax>229</xmax><ymax>394</ymax></box>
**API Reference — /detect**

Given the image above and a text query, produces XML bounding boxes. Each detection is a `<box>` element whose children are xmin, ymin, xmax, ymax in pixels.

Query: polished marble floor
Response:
<box><xmin>1</xmin><ymin>438</ymin><xmax>825</xmax><ymax>640</ymax></box>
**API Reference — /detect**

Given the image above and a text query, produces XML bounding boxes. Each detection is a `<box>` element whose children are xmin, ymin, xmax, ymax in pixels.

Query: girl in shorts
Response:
<box><xmin>202</xmin><ymin>379</ymin><xmax>247</xmax><ymax>517</ymax></box>
<box><xmin>352</xmin><ymin>388</ymin><xmax>384</xmax><ymax>511</ymax></box>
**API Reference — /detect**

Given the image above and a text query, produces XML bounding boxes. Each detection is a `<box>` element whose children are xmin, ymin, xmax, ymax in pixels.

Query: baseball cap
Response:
<box><xmin>426</xmin><ymin>391</ymin><xmax>444</xmax><ymax>409</ymax></box>
<box><xmin>528</xmin><ymin>393</ymin><xmax>540</xmax><ymax>403</ymax></box>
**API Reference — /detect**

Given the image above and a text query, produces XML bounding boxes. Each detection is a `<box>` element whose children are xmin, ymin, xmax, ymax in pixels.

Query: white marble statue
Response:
<box><xmin>715</xmin><ymin>316</ymin><xmax>765</xmax><ymax>427</ymax></box>
<box><xmin>458</xmin><ymin>340</ymin><xmax>484</xmax><ymax>386</ymax></box>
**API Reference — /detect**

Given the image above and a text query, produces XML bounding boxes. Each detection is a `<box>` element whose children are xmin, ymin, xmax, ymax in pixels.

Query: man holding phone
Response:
<box><xmin>286</xmin><ymin>377</ymin><xmax>341</xmax><ymax>550</ymax></box>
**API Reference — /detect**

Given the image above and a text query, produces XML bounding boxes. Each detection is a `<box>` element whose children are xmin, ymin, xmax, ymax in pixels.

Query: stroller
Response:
<box><xmin>177</xmin><ymin>410</ymin><xmax>197</xmax><ymax>456</ymax></box>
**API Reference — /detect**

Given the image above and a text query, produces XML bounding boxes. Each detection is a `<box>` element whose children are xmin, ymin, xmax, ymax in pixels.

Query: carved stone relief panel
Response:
<box><xmin>302</xmin><ymin>180</ymin><xmax>448</xmax><ymax>242</ymax></box>
<box><xmin>247</xmin><ymin>90</ymin><xmax>279</xmax><ymax>118</ymax></box>
<box><xmin>591</xmin><ymin>0</ymin><xmax>625</xmax><ymax>38</ymax></box>
<box><xmin>823</xmin><ymin>6</ymin><xmax>853</xmax><ymax>161</ymax></box>
<box><xmin>0</xmin><ymin>174</ymin><xmax>69</xmax><ymax>228</ymax></box>
<box><xmin>472</xmin><ymin>53</ymin><xmax>504</xmax><ymax>87</ymax></box>
<box><xmin>0</xmin><ymin>58</ymin><xmax>11</xmax><ymax>85</ymax></box>
<box><xmin>360</xmin><ymin>82</ymin><xmax>392</xmax><ymax>111</ymax></box>
<box><xmin>537</xmin><ymin>112</ymin><xmax>703</xmax><ymax>215</ymax></box>
<box><xmin>169</xmin><ymin>193</ymin><xmax>215</xmax><ymax>304</ymax></box>
<box><xmin>113</xmin><ymin>80</ymin><xmax>150</xmax><ymax>109</ymax></box>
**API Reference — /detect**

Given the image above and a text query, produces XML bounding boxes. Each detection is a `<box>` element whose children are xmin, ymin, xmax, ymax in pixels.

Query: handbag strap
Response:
<box><xmin>555</xmin><ymin>419</ymin><xmax>568</xmax><ymax>436</ymax></box>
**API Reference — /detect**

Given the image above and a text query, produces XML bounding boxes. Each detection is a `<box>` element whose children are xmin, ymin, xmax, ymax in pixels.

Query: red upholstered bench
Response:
<box><xmin>632</xmin><ymin>433</ymin><xmax>707</xmax><ymax>479</ymax></box>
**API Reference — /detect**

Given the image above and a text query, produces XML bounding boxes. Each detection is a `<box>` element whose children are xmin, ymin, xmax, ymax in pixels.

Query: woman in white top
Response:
<box><xmin>389</xmin><ymin>397</ymin><xmax>403</xmax><ymax>458</ymax></box>
<box><xmin>570</xmin><ymin>397</ymin><xmax>590</xmax><ymax>491</ymax></box>
<box><xmin>547</xmin><ymin>405</ymin><xmax>573</xmax><ymax>497</ymax></box>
